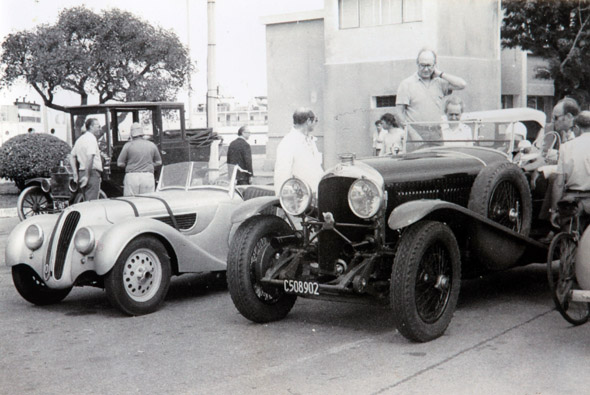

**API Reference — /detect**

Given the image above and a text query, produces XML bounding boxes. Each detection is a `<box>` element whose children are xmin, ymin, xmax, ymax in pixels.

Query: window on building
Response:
<box><xmin>375</xmin><ymin>95</ymin><xmax>397</xmax><ymax>108</ymax></box>
<box><xmin>527</xmin><ymin>96</ymin><xmax>545</xmax><ymax>111</ymax></box>
<box><xmin>339</xmin><ymin>0</ymin><xmax>422</xmax><ymax>29</ymax></box>
<box><xmin>501</xmin><ymin>95</ymin><xmax>514</xmax><ymax>109</ymax></box>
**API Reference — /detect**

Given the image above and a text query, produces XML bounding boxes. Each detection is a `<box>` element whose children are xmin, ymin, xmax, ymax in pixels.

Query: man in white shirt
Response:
<box><xmin>274</xmin><ymin>108</ymin><xmax>323</xmax><ymax>195</ymax></box>
<box><xmin>69</xmin><ymin>118</ymin><xmax>104</xmax><ymax>201</ymax></box>
<box><xmin>440</xmin><ymin>96</ymin><xmax>473</xmax><ymax>147</ymax></box>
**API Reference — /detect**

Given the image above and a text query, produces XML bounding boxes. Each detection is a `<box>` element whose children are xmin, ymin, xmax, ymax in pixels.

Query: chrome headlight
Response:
<box><xmin>74</xmin><ymin>227</ymin><xmax>95</xmax><ymax>255</ymax></box>
<box><xmin>25</xmin><ymin>224</ymin><xmax>44</xmax><ymax>251</ymax></box>
<box><xmin>348</xmin><ymin>178</ymin><xmax>383</xmax><ymax>219</ymax></box>
<box><xmin>41</xmin><ymin>179</ymin><xmax>51</xmax><ymax>193</ymax></box>
<box><xmin>279</xmin><ymin>178</ymin><xmax>312</xmax><ymax>216</ymax></box>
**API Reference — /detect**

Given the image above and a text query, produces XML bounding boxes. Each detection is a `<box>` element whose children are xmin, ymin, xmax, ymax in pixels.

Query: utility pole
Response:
<box><xmin>186</xmin><ymin>0</ymin><xmax>193</xmax><ymax>128</ymax></box>
<box><xmin>207</xmin><ymin>0</ymin><xmax>217</xmax><ymax>132</ymax></box>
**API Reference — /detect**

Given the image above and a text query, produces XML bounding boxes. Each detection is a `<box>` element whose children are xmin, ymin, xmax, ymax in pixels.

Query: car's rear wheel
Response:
<box><xmin>105</xmin><ymin>236</ymin><xmax>171</xmax><ymax>316</ymax></box>
<box><xmin>227</xmin><ymin>215</ymin><xmax>297</xmax><ymax>323</ymax></box>
<box><xmin>12</xmin><ymin>265</ymin><xmax>71</xmax><ymax>305</ymax></box>
<box><xmin>547</xmin><ymin>232</ymin><xmax>590</xmax><ymax>325</ymax></box>
<box><xmin>468</xmin><ymin>161</ymin><xmax>532</xmax><ymax>236</ymax></box>
<box><xmin>392</xmin><ymin>221</ymin><xmax>461</xmax><ymax>342</ymax></box>
<box><xmin>17</xmin><ymin>185</ymin><xmax>53</xmax><ymax>220</ymax></box>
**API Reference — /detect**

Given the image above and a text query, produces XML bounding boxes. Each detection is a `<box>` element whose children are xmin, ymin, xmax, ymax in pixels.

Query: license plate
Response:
<box><xmin>283</xmin><ymin>279</ymin><xmax>320</xmax><ymax>295</ymax></box>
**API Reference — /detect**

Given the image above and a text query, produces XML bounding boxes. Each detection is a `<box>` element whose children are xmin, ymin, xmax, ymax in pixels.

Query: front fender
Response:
<box><xmin>388</xmin><ymin>200</ymin><xmax>465</xmax><ymax>230</ymax></box>
<box><xmin>230</xmin><ymin>196</ymin><xmax>280</xmax><ymax>224</ymax></box>
<box><xmin>24</xmin><ymin>177</ymin><xmax>48</xmax><ymax>187</ymax></box>
<box><xmin>94</xmin><ymin>217</ymin><xmax>226</xmax><ymax>276</ymax></box>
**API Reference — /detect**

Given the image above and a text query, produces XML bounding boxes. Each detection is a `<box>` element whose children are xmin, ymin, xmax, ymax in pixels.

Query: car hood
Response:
<box><xmin>357</xmin><ymin>146</ymin><xmax>508</xmax><ymax>184</ymax></box>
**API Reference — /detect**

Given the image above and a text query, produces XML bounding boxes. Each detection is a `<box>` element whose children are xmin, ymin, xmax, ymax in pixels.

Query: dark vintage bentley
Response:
<box><xmin>226</xmin><ymin>109</ymin><xmax>551</xmax><ymax>343</ymax></box>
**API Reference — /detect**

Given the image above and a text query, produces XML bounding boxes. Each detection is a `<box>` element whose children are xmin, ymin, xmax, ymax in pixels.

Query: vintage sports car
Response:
<box><xmin>6</xmin><ymin>161</ymin><xmax>274</xmax><ymax>315</ymax></box>
<box><xmin>227</xmin><ymin>109</ymin><xmax>550</xmax><ymax>343</ymax></box>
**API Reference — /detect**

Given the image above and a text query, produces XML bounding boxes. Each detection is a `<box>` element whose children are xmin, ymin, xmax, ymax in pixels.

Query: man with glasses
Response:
<box><xmin>396</xmin><ymin>49</ymin><xmax>467</xmax><ymax>143</ymax></box>
<box><xmin>274</xmin><ymin>108</ymin><xmax>323</xmax><ymax>195</ymax></box>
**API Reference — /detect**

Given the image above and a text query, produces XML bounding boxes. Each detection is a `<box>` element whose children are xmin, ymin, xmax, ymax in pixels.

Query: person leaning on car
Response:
<box><xmin>549</xmin><ymin>110</ymin><xmax>590</xmax><ymax>228</ymax></box>
<box><xmin>274</xmin><ymin>108</ymin><xmax>323</xmax><ymax>195</ymax></box>
<box><xmin>227</xmin><ymin>125</ymin><xmax>254</xmax><ymax>185</ymax></box>
<box><xmin>69</xmin><ymin>118</ymin><xmax>103</xmax><ymax>201</ymax></box>
<box><xmin>117</xmin><ymin>122</ymin><xmax>162</xmax><ymax>196</ymax></box>
<box><xmin>396</xmin><ymin>48</ymin><xmax>467</xmax><ymax>142</ymax></box>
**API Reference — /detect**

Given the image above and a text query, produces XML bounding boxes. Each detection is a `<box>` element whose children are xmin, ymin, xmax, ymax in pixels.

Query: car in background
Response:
<box><xmin>226</xmin><ymin>108</ymin><xmax>551</xmax><ymax>343</ymax></box>
<box><xmin>6</xmin><ymin>161</ymin><xmax>274</xmax><ymax>315</ymax></box>
<box><xmin>17</xmin><ymin>102</ymin><xmax>218</xmax><ymax>220</ymax></box>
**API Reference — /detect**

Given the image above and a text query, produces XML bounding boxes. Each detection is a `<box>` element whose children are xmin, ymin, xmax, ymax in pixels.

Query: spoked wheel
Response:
<box><xmin>227</xmin><ymin>215</ymin><xmax>297</xmax><ymax>323</ymax></box>
<box><xmin>12</xmin><ymin>265</ymin><xmax>71</xmax><ymax>305</ymax></box>
<box><xmin>546</xmin><ymin>232</ymin><xmax>590</xmax><ymax>325</ymax></box>
<box><xmin>392</xmin><ymin>221</ymin><xmax>461</xmax><ymax>342</ymax></box>
<box><xmin>468</xmin><ymin>162</ymin><xmax>532</xmax><ymax>236</ymax></box>
<box><xmin>105</xmin><ymin>236</ymin><xmax>171</xmax><ymax>315</ymax></box>
<box><xmin>17</xmin><ymin>186</ymin><xmax>53</xmax><ymax>220</ymax></box>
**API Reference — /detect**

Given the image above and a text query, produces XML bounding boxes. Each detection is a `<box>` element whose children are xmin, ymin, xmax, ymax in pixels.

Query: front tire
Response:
<box><xmin>104</xmin><ymin>236</ymin><xmax>171</xmax><ymax>316</ymax></box>
<box><xmin>17</xmin><ymin>185</ymin><xmax>53</xmax><ymax>220</ymax></box>
<box><xmin>468</xmin><ymin>162</ymin><xmax>532</xmax><ymax>236</ymax></box>
<box><xmin>227</xmin><ymin>215</ymin><xmax>297</xmax><ymax>323</ymax></box>
<box><xmin>12</xmin><ymin>265</ymin><xmax>71</xmax><ymax>305</ymax></box>
<box><xmin>392</xmin><ymin>221</ymin><xmax>461</xmax><ymax>342</ymax></box>
<box><xmin>547</xmin><ymin>232</ymin><xmax>590</xmax><ymax>325</ymax></box>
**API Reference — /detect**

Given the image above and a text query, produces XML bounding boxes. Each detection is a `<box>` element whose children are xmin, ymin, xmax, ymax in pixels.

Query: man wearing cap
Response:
<box><xmin>117</xmin><ymin>122</ymin><xmax>162</xmax><ymax>196</ymax></box>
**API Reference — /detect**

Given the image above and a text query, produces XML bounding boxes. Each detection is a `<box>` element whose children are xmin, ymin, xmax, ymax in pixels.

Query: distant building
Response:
<box><xmin>262</xmin><ymin>0</ymin><xmax>554</xmax><ymax>168</ymax></box>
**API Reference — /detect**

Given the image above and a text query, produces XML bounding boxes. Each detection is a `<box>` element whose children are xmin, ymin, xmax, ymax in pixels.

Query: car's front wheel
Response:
<box><xmin>104</xmin><ymin>236</ymin><xmax>171</xmax><ymax>315</ymax></box>
<box><xmin>12</xmin><ymin>265</ymin><xmax>71</xmax><ymax>305</ymax></box>
<box><xmin>17</xmin><ymin>185</ymin><xmax>53</xmax><ymax>220</ymax></box>
<box><xmin>227</xmin><ymin>215</ymin><xmax>297</xmax><ymax>323</ymax></box>
<box><xmin>391</xmin><ymin>221</ymin><xmax>461</xmax><ymax>342</ymax></box>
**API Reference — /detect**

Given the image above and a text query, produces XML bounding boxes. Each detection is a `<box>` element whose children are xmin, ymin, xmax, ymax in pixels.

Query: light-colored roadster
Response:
<box><xmin>6</xmin><ymin>161</ymin><xmax>274</xmax><ymax>315</ymax></box>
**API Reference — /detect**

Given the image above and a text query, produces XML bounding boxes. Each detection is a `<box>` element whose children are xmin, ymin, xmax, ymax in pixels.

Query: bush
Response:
<box><xmin>0</xmin><ymin>133</ymin><xmax>71</xmax><ymax>190</ymax></box>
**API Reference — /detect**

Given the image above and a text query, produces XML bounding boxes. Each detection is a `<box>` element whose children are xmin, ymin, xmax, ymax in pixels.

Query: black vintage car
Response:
<box><xmin>17</xmin><ymin>102</ymin><xmax>217</xmax><ymax>220</ymax></box>
<box><xmin>226</xmin><ymin>110</ymin><xmax>551</xmax><ymax>343</ymax></box>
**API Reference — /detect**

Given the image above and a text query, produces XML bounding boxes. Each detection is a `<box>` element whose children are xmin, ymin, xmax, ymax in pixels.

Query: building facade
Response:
<box><xmin>263</xmin><ymin>0</ymin><xmax>552</xmax><ymax>169</ymax></box>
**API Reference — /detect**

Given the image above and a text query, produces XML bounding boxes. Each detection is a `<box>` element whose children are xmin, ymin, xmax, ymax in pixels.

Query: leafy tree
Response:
<box><xmin>0</xmin><ymin>6</ymin><xmax>192</xmax><ymax>112</ymax></box>
<box><xmin>502</xmin><ymin>0</ymin><xmax>590</xmax><ymax>105</ymax></box>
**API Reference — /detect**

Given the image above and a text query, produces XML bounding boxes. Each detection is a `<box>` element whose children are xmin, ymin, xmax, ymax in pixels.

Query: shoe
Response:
<box><xmin>539</xmin><ymin>230</ymin><xmax>555</xmax><ymax>244</ymax></box>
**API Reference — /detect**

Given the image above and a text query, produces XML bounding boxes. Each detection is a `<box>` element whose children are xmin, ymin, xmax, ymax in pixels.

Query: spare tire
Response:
<box><xmin>468</xmin><ymin>161</ymin><xmax>532</xmax><ymax>236</ymax></box>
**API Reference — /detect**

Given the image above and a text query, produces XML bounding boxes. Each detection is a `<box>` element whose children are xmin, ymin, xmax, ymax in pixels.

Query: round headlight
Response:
<box><xmin>348</xmin><ymin>179</ymin><xmax>383</xmax><ymax>219</ymax></box>
<box><xmin>279</xmin><ymin>178</ymin><xmax>312</xmax><ymax>216</ymax></box>
<box><xmin>74</xmin><ymin>227</ymin><xmax>95</xmax><ymax>255</ymax></box>
<box><xmin>25</xmin><ymin>224</ymin><xmax>44</xmax><ymax>251</ymax></box>
<box><xmin>41</xmin><ymin>179</ymin><xmax>51</xmax><ymax>193</ymax></box>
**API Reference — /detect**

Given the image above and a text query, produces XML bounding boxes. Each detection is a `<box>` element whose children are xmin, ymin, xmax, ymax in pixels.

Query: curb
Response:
<box><xmin>0</xmin><ymin>207</ymin><xmax>17</xmax><ymax>218</ymax></box>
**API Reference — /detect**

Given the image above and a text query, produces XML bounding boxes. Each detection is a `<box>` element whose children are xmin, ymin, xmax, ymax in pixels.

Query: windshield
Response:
<box><xmin>398</xmin><ymin>120</ymin><xmax>541</xmax><ymax>156</ymax></box>
<box><xmin>157</xmin><ymin>162</ymin><xmax>237</xmax><ymax>190</ymax></box>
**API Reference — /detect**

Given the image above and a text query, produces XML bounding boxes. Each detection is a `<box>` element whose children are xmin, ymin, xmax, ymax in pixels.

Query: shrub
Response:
<box><xmin>0</xmin><ymin>133</ymin><xmax>71</xmax><ymax>190</ymax></box>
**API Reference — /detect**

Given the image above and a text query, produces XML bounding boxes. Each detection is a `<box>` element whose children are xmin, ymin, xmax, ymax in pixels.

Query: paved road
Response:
<box><xmin>1</xmin><ymin>216</ymin><xmax>589</xmax><ymax>394</ymax></box>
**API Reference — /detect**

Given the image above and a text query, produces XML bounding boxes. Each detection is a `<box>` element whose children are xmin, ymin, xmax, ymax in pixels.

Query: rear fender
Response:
<box><xmin>576</xmin><ymin>227</ymin><xmax>590</xmax><ymax>290</ymax></box>
<box><xmin>388</xmin><ymin>200</ymin><xmax>547</xmax><ymax>270</ymax></box>
<box><xmin>230</xmin><ymin>196</ymin><xmax>280</xmax><ymax>224</ymax></box>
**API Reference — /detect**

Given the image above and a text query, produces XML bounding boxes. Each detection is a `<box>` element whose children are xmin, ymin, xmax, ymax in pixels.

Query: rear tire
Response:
<box><xmin>12</xmin><ymin>265</ymin><xmax>71</xmax><ymax>305</ymax></box>
<box><xmin>392</xmin><ymin>221</ymin><xmax>461</xmax><ymax>342</ymax></box>
<box><xmin>227</xmin><ymin>215</ymin><xmax>297</xmax><ymax>323</ymax></box>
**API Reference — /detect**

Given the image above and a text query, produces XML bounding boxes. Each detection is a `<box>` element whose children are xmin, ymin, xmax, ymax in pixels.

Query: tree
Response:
<box><xmin>0</xmin><ymin>6</ymin><xmax>192</xmax><ymax>112</ymax></box>
<box><xmin>502</xmin><ymin>0</ymin><xmax>590</xmax><ymax>105</ymax></box>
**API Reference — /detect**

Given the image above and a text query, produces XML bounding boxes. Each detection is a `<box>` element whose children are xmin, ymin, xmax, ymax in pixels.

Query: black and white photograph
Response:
<box><xmin>1</xmin><ymin>0</ymin><xmax>590</xmax><ymax>393</ymax></box>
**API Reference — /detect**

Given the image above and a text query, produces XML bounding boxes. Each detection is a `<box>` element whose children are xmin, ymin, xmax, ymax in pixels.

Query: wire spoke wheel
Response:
<box><xmin>488</xmin><ymin>180</ymin><xmax>521</xmax><ymax>232</ymax></box>
<box><xmin>547</xmin><ymin>232</ymin><xmax>590</xmax><ymax>325</ymax></box>
<box><xmin>414</xmin><ymin>243</ymin><xmax>453</xmax><ymax>323</ymax></box>
<box><xmin>249</xmin><ymin>237</ymin><xmax>282</xmax><ymax>304</ymax></box>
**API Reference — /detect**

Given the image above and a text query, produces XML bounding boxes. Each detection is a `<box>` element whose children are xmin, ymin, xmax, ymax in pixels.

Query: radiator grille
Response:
<box><xmin>54</xmin><ymin>211</ymin><xmax>80</xmax><ymax>280</ymax></box>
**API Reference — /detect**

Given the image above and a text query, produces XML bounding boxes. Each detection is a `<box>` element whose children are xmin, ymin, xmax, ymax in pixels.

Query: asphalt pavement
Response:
<box><xmin>1</xmin><ymin>215</ymin><xmax>590</xmax><ymax>394</ymax></box>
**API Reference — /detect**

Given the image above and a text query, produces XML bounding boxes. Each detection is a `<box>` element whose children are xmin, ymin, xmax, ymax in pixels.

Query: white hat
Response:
<box><xmin>130</xmin><ymin>123</ymin><xmax>144</xmax><ymax>138</ymax></box>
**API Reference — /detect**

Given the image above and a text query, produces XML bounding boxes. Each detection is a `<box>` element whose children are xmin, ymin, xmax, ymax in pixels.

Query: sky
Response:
<box><xmin>0</xmin><ymin>0</ymin><xmax>324</xmax><ymax>106</ymax></box>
